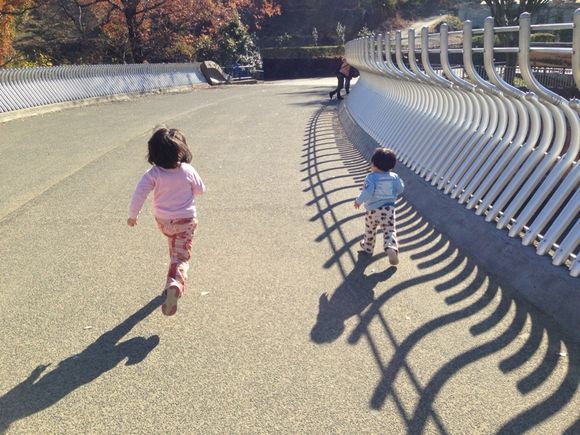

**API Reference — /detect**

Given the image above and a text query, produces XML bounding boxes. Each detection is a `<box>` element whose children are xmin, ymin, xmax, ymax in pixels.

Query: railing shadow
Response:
<box><xmin>0</xmin><ymin>296</ymin><xmax>162</xmax><ymax>433</ymax></box>
<box><xmin>304</xmin><ymin>103</ymin><xmax>579</xmax><ymax>434</ymax></box>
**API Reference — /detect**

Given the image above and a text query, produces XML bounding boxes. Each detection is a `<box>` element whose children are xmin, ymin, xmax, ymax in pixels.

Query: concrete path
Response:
<box><xmin>0</xmin><ymin>79</ymin><xmax>578</xmax><ymax>434</ymax></box>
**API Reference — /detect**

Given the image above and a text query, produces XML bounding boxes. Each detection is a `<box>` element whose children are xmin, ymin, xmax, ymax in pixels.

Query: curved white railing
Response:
<box><xmin>0</xmin><ymin>63</ymin><xmax>205</xmax><ymax>113</ymax></box>
<box><xmin>344</xmin><ymin>10</ymin><xmax>580</xmax><ymax>277</ymax></box>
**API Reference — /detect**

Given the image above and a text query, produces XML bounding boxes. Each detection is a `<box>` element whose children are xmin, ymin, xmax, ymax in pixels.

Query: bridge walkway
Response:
<box><xmin>0</xmin><ymin>79</ymin><xmax>577</xmax><ymax>434</ymax></box>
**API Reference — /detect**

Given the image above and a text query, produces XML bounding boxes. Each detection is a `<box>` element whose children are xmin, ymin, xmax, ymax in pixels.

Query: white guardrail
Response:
<box><xmin>0</xmin><ymin>62</ymin><xmax>205</xmax><ymax>113</ymax></box>
<box><xmin>344</xmin><ymin>11</ymin><xmax>580</xmax><ymax>277</ymax></box>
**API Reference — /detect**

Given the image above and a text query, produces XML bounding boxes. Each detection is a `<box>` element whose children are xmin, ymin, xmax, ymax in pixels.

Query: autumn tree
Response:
<box><xmin>74</xmin><ymin>0</ymin><xmax>169</xmax><ymax>63</ymax></box>
<box><xmin>15</xmin><ymin>0</ymin><xmax>108</xmax><ymax>64</ymax></box>
<box><xmin>68</xmin><ymin>0</ymin><xmax>280</xmax><ymax>63</ymax></box>
<box><xmin>0</xmin><ymin>0</ymin><xmax>34</xmax><ymax>65</ymax></box>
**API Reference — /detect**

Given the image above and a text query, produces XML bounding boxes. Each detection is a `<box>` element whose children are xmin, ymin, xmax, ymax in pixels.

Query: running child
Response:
<box><xmin>354</xmin><ymin>148</ymin><xmax>404</xmax><ymax>265</ymax></box>
<box><xmin>128</xmin><ymin>127</ymin><xmax>206</xmax><ymax>316</ymax></box>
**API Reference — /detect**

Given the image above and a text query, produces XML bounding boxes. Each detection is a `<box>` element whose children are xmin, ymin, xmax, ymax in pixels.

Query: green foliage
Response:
<box><xmin>261</xmin><ymin>45</ymin><xmax>344</xmax><ymax>59</ymax></box>
<box><xmin>433</xmin><ymin>15</ymin><xmax>463</xmax><ymax>32</ymax></box>
<box><xmin>530</xmin><ymin>32</ymin><xmax>556</xmax><ymax>43</ymax></box>
<box><xmin>473</xmin><ymin>31</ymin><xmax>558</xmax><ymax>49</ymax></box>
<box><xmin>357</xmin><ymin>26</ymin><xmax>373</xmax><ymax>38</ymax></box>
<box><xmin>483</xmin><ymin>0</ymin><xmax>551</xmax><ymax>26</ymax></box>
<box><xmin>336</xmin><ymin>22</ymin><xmax>346</xmax><ymax>46</ymax></box>
<box><xmin>6</xmin><ymin>51</ymin><xmax>53</xmax><ymax>68</ymax></box>
<box><xmin>472</xmin><ymin>34</ymin><xmax>501</xmax><ymax>48</ymax></box>
<box><xmin>274</xmin><ymin>33</ymin><xmax>292</xmax><ymax>47</ymax></box>
<box><xmin>194</xmin><ymin>15</ymin><xmax>261</xmax><ymax>67</ymax></box>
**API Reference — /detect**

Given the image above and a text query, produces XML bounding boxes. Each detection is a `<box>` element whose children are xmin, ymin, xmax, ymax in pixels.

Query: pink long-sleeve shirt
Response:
<box><xmin>128</xmin><ymin>163</ymin><xmax>206</xmax><ymax>220</ymax></box>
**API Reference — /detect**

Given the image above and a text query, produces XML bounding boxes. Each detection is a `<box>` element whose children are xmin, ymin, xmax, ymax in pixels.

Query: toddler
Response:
<box><xmin>128</xmin><ymin>127</ymin><xmax>206</xmax><ymax>316</ymax></box>
<box><xmin>354</xmin><ymin>148</ymin><xmax>404</xmax><ymax>265</ymax></box>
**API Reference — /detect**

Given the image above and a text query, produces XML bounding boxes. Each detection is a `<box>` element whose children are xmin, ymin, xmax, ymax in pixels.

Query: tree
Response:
<box><xmin>72</xmin><ymin>0</ymin><xmax>280</xmax><ymax>63</ymax></box>
<box><xmin>483</xmin><ymin>0</ymin><xmax>551</xmax><ymax>26</ymax></box>
<box><xmin>0</xmin><ymin>0</ymin><xmax>34</xmax><ymax>65</ymax></box>
<box><xmin>336</xmin><ymin>21</ymin><xmax>345</xmax><ymax>46</ymax></box>
<box><xmin>194</xmin><ymin>14</ymin><xmax>260</xmax><ymax>67</ymax></box>
<box><xmin>15</xmin><ymin>0</ymin><xmax>108</xmax><ymax>64</ymax></box>
<box><xmin>79</xmin><ymin>0</ymin><xmax>169</xmax><ymax>63</ymax></box>
<box><xmin>483</xmin><ymin>0</ymin><xmax>551</xmax><ymax>84</ymax></box>
<box><xmin>357</xmin><ymin>25</ymin><xmax>372</xmax><ymax>38</ymax></box>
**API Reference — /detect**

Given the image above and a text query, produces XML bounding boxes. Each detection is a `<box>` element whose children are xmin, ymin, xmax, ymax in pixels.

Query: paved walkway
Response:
<box><xmin>0</xmin><ymin>79</ymin><xmax>578</xmax><ymax>434</ymax></box>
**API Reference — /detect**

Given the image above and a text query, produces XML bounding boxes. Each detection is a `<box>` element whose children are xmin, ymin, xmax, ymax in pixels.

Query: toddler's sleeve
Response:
<box><xmin>191</xmin><ymin>168</ymin><xmax>206</xmax><ymax>196</ymax></box>
<box><xmin>396</xmin><ymin>176</ymin><xmax>405</xmax><ymax>196</ymax></box>
<box><xmin>356</xmin><ymin>174</ymin><xmax>375</xmax><ymax>205</ymax></box>
<box><xmin>128</xmin><ymin>170</ymin><xmax>155</xmax><ymax>219</ymax></box>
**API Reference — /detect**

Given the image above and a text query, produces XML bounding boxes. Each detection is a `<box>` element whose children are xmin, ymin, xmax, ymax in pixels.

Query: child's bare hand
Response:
<box><xmin>127</xmin><ymin>218</ymin><xmax>138</xmax><ymax>227</ymax></box>
<box><xmin>354</xmin><ymin>201</ymin><xmax>361</xmax><ymax>209</ymax></box>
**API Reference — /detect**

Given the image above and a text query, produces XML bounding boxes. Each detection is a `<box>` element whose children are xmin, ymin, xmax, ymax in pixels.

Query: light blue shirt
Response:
<box><xmin>356</xmin><ymin>171</ymin><xmax>404</xmax><ymax>210</ymax></box>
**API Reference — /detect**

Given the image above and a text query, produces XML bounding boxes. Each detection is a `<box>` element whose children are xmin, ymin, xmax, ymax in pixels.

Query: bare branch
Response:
<box><xmin>136</xmin><ymin>0</ymin><xmax>167</xmax><ymax>16</ymax></box>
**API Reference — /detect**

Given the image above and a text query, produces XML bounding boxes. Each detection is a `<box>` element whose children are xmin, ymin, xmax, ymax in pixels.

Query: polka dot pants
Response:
<box><xmin>360</xmin><ymin>206</ymin><xmax>398</xmax><ymax>254</ymax></box>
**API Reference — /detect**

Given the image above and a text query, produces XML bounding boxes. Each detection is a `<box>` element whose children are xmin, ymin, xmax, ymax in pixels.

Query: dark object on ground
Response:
<box><xmin>200</xmin><ymin>61</ymin><xmax>230</xmax><ymax>85</ymax></box>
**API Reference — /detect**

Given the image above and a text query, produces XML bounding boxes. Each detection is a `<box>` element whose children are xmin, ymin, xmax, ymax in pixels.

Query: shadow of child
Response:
<box><xmin>311</xmin><ymin>252</ymin><xmax>397</xmax><ymax>343</ymax></box>
<box><xmin>0</xmin><ymin>296</ymin><xmax>163</xmax><ymax>432</ymax></box>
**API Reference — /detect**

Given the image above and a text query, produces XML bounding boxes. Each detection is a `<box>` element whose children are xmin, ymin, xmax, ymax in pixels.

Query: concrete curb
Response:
<box><xmin>338</xmin><ymin>102</ymin><xmax>580</xmax><ymax>343</ymax></box>
<box><xmin>0</xmin><ymin>84</ymin><xmax>210</xmax><ymax>124</ymax></box>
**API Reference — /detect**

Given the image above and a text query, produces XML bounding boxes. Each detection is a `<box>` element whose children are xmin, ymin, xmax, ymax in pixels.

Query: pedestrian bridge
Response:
<box><xmin>0</xmin><ymin>77</ymin><xmax>578</xmax><ymax>434</ymax></box>
<box><xmin>0</xmin><ymin>13</ymin><xmax>579</xmax><ymax>435</ymax></box>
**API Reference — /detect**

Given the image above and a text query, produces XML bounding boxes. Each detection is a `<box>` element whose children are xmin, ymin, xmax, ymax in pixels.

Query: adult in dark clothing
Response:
<box><xmin>329</xmin><ymin>57</ymin><xmax>350</xmax><ymax>100</ymax></box>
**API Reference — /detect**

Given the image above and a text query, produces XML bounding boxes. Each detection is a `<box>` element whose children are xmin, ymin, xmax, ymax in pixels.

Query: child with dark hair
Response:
<box><xmin>354</xmin><ymin>148</ymin><xmax>404</xmax><ymax>265</ymax></box>
<box><xmin>128</xmin><ymin>127</ymin><xmax>206</xmax><ymax>316</ymax></box>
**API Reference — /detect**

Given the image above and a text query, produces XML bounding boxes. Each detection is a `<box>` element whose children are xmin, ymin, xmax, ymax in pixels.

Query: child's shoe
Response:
<box><xmin>386</xmin><ymin>248</ymin><xmax>399</xmax><ymax>266</ymax></box>
<box><xmin>162</xmin><ymin>286</ymin><xmax>179</xmax><ymax>316</ymax></box>
<box><xmin>359</xmin><ymin>241</ymin><xmax>372</xmax><ymax>255</ymax></box>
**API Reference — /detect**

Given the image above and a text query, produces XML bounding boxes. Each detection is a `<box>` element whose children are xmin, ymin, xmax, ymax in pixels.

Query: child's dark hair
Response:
<box><xmin>148</xmin><ymin>127</ymin><xmax>192</xmax><ymax>169</ymax></box>
<box><xmin>371</xmin><ymin>147</ymin><xmax>397</xmax><ymax>172</ymax></box>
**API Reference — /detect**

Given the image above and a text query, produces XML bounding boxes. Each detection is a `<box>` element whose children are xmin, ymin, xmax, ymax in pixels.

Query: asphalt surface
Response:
<box><xmin>0</xmin><ymin>78</ymin><xmax>578</xmax><ymax>434</ymax></box>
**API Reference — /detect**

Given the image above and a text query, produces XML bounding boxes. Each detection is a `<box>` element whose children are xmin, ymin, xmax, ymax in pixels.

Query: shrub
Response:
<box><xmin>530</xmin><ymin>33</ymin><xmax>556</xmax><ymax>43</ymax></box>
<box><xmin>357</xmin><ymin>25</ymin><xmax>373</xmax><ymax>38</ymax></box>
<box><xmin>433</xmin><ymin>15</ymin><xmax>463</xmax><ymax>32</ymax></box>
<box><xmin>472</xmin><ymin>35</ymin><xmax>501</xmax><ymax>48</ymax></box>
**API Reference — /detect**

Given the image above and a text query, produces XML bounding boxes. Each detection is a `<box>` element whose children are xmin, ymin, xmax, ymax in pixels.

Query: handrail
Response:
<box><xmin>0</xmin><ymin>62</ymin><xmax>205</xmax><ymax>115</ymax></box>
<box><xmin>344</xmin><ymin>10</ymin><xmax>580</xmax><ymax>277</ymax></box>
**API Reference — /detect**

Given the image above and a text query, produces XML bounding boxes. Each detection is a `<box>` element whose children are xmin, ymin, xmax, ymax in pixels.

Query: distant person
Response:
<box><xmin>128</xmin><ymin>127</ymin><xmax>206</xmax><ymax>316</ymax></box>
<box><xmin>344</xmin><ymin>62</ymin><xmax>359</xmax><ymax>94</ymax></box>
<box><xmin>329</xmin><ymin>56</ymin><xmax>350</xmax><ymax>100</ymax></box>
<box><xmin>354</xmin><ymin>148</ymin><xmax>404</xmax><ymax>265</ymax></box>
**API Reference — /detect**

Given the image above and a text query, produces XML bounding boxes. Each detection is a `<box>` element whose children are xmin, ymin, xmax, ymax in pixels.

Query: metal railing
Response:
<box><xmin>344</xmin><ymin>11</ymin><xmax>580</xmax><ymax>277</ymax></box>
<box><xmin>0</xmin><ymin>63</ymin><xmax>205</xmax><ymax>113</ymax></box>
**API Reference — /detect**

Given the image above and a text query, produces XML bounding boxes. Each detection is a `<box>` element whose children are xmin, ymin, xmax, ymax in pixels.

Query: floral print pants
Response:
<box><xmin>155</xmin><ymin>217</ymin><xmax>198</xmax><ymax>298</ymax></box>
<box><xmin>360</xmin><ymin>206</ymin><xmax>398</xmax><ymax>254</ymax></box>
